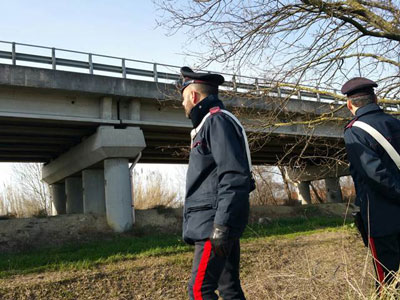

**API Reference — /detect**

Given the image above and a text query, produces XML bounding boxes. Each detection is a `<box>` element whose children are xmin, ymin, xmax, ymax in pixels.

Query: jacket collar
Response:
<box><xmin>355</xmin><ymin>103</ymin><xmax>382</xmax><ymax>117</ymax></box>
<box><xmin>189</xmin><ymin>94</ymin><xmax>225</xmax><ymax>128</ymax></box>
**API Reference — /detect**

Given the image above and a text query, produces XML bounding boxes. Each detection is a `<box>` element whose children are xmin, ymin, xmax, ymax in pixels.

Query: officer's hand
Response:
<box><xmin>209</xmin><ymin>224</ymin><xmax>233</xmax><ymax>257</ymax></box>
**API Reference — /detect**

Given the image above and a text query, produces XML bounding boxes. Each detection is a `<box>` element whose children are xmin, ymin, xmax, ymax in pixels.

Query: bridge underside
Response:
<box><xmin>0</xmin><ymin>115</ymin><xmax>345</xmax><ymax>165</ymax></box>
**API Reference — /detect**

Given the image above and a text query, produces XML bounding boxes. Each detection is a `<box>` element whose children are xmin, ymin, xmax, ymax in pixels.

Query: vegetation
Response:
<box><xmin>0</xmin><ymin>163</ymin><xmax>51</xmax><ymax>217</ymax></box>
<box><xmin>0</xmin><ymin>216</ymin><xmax>349</xmax><ymax>278</ymax></box>
<box><xmin>2</xmin><ymin>215</ymin><xmax>397</xmax><ymax>299</ymax></box>
<box><xmin>132</xmin><ymin>169</ymin><xmax>181</xmax><ymax>209</ymax></box>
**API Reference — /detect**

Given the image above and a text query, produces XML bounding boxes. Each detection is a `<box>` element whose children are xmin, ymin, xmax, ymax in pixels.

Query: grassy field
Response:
<box><xmin>0</xmin><ymin>217</ymin><xmax>388</xmax><ymax>299</ymax></box>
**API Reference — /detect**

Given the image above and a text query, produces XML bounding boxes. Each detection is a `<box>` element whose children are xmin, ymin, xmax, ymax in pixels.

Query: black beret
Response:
<box><xmin>178</xmin><ymin>66</ymin><xmax>224</xmax><ymax>93</ymax></box>
<box><xmin>341</xmin><ymin>77</ymin><xmax>377</xmax><ymax>97</ymax></box>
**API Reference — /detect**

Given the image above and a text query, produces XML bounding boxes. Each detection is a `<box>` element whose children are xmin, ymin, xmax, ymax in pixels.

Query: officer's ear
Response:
<box><xmin>346</xmin><ymin>99</ymin><xmax>357</xmax><ymax>116</ymax></box>
<box><xmin>191</xmin><ymin>90</ymin><xmax>199</xmax><ymax>105</ymax></box>
<box><xmin>346</xmin><ymin>99</ymin><xmax>353</xmax><ymax>111</ymax></box>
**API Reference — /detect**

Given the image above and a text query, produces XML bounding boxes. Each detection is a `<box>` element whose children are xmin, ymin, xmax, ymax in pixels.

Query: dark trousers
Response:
<box><xmin>369</xmin><ymin>233</ymin><xmax>400</xmax><ymax>290</ymax></box>
<box><xmin>188</xmin><ymin>239</ymin><xmax>245</xmax><ymax>300</ymax></box>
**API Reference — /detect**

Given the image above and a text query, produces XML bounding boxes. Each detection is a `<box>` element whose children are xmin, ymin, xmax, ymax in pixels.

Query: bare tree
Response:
<box><xmin>251</xmin><ymin>166</ymin><xmax>298</xmax><ymax>205</ymax></box>
<box><xmin>155</xmin><ymin>0</ymin><xmax>400</xmax><ymax>101</ymax></box>
<box><xmin>155</xmin><ymin>0</ymin><xmax>399</xmax><ymax>175</ymax></box>
<box><xmin>0</xmin><ymin>163</ymin><xmax>51</xmax><ymax>217</ymax></box>
<box><xmin>12</xmin><ymin>163</ymin><xmax>51</xmax><ymax>213</ymax></box>
<box><xmin>278</xmin><ymin>166</ymin><xmax>296</xmax><ymax>203</ymax></box>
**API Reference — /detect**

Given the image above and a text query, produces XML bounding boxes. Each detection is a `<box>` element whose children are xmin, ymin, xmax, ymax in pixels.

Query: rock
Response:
<box><xmin>258</xmin><ymin>217</ymin><xmax>272</xmax><ymax>225</ymax></box>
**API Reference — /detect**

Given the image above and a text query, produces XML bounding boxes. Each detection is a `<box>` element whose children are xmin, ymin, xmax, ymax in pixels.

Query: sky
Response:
<box><xmin>0</xmin><ymin>1</ymin><xmax>192</xmax><ymax>66</ymax></box>
<box><xmin>0</xmin><ymin>1</ymin><xmax>196</xmax><ymax>191</ymax></box>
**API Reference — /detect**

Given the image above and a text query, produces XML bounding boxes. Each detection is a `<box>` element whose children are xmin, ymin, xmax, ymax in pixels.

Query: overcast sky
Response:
<box><xmin>0</xmin><ymin>1</ymin><xmax>195</xmax><ymax>188</ymax></box>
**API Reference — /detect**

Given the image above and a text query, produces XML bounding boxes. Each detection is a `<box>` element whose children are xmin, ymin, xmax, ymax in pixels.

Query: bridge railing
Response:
<box><xmin>0</xmin><ymin>40</ymin><xmax>362</xmax><ymax>104</ymax></box>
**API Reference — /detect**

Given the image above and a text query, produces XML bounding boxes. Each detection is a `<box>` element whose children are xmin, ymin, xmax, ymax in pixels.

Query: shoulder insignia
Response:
<box><xmin>209</xmin><ymin>106</ymin><xmax>221</xmax><ymax>115</ymax></box>
<box><xmin>345</xmin><ymin>118</ymin><xmax>358</xmax><ymax>129</ymax></box>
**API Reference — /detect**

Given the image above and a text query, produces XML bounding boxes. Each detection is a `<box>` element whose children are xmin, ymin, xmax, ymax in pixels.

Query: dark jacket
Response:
<box><xmin>183</xmin><ymin>94</ymin><xmax>253</xmax><ymax>245</ymax></box>
<box><xmin>344</xmin><ymin>103</ymin><xmax>400</xmax><ymax>237</ymax></box>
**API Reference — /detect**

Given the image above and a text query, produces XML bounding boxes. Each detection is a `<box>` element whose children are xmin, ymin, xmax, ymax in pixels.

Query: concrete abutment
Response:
<box><xmin>65</xmin><ymin>177</ymin><xmax>83</xmax><ymax>214</ymax></box>
<box><xmin>51</xmin><ymin>183</ymin><xmax>66</xmax><ymax>215</ymax></box>
<box><xmin>325</xmin><ymin>177</ymin><xmax>343</xmax><ymax>203</ymax></box>
<box><xmin>82</xmin><ymin>169</ymin><xmax>106</xmax><ymax>214</ymax></box>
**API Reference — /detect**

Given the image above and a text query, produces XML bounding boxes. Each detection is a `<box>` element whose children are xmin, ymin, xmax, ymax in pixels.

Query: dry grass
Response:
<box><xmin>1</xmin><ymin>228</ymin><xmax>397</xmax><ymax>299</ymax></box>
<box><xmin>242</xmin><ymin>231</ymin><xmax>374</xmax><ymax>300</ymax></box>
<box><xmin>132</xmin><ymin>171</ymin><xmax>180</xmax><ymax>210</ymax></box>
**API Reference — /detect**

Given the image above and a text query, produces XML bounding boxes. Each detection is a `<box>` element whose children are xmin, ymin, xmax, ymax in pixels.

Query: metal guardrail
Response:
<box><xmin>0</xmin><ymin>41</ymin><xmax>344</xmax><ymax>103</ymax></box>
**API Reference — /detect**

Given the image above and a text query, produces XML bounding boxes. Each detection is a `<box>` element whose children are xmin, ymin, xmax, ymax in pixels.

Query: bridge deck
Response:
<box><xmin>0</xmin><ymin>64</ymin><xmax>347</xmax><ymax>165</ymax></box>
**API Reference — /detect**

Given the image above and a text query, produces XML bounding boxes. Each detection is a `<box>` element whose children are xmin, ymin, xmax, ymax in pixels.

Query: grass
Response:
<box><xmin>243</xmin><ymin>216</ymin><xmax>352</xmax><ymax>240</ymax></box>
<box><xmin>0</xmin><ymin>216</ymin><xmax>353</xmax><ymax>278</ymax></box>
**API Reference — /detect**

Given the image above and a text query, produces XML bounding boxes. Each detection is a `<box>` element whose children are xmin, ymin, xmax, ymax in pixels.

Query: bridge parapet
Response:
<box><xmin>0</xmin><ymin>40</ymin><xmax>350</xmax><ymax>104</ymax></box>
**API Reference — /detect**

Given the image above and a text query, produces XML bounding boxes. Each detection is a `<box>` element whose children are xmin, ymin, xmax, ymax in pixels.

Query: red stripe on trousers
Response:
<box><xmin>369</xmin><ymin>237</ymin><xmax>385</xmax><ymax>286</ymax></box>
<box><xmin>193</xmin><ymin>240</ymin><xmax>212</xmax><ymax>300</ymax></box>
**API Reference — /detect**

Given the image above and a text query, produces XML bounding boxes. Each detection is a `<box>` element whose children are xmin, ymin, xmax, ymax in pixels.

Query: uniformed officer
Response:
<box><xmin>342</xmin><ymin>77</ymin><xmax>400</xmax><ymax>290</ymax></box>
<box><xmin>178</xmin><ymin>67</ymin><xmax>254</xmax><ymax>300</ymax></box>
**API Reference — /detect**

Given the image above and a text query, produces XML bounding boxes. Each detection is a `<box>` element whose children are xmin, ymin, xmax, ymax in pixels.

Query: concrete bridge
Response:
<box><xmin>0</xmin><ymin>41</ymin><xmax>372</xmax><ymax>231</ymax></box>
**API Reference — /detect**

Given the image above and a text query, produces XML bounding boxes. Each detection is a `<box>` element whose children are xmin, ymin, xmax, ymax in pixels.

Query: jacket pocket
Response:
<box><xmin>187</xmin><ymin>204</ymin><xmax>213</xmax><ymax>212</ymax></box>
<box><xmin>183</xmin><ymin>197</ymin><xmax>217</xmax><ymax>244</ymax></box>
<box><xmin>185</xmin><ymin>196</ymin><xmax>218</xmax><ymax>213</ymax></box>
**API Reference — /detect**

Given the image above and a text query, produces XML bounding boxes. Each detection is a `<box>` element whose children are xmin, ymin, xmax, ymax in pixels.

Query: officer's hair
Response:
<box><xmin>192</xmin><ymin>83</ymin><xmax>218</xmax><ymax>96</ymax></box>
<box><xmin>349</xmin><ymin>94</ymin><xmax>376</xmax><ymax>107</ymax></box>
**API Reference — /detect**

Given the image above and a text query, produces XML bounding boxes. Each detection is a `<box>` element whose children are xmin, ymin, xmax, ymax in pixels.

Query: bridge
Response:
<box><xmin>0</xmin><ymin>41</ymin><xmax>372</xmax><ymax>231</ymax></box>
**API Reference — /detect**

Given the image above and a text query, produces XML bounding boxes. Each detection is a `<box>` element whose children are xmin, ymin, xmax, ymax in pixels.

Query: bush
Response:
<box><xmin>132</xmin><ymin>170</ymin><xmax>180</xmax><ymax>209</ymax></box>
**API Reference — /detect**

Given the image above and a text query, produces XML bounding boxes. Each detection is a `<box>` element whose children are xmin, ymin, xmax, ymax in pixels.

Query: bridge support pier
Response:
<box><xmin>51</xmin><ymin>183</ymin><xmax>66</xmax><ymax>215</ymax></box>
<box><xmin>296</xmin><ymin>181</ymin><xmax>311</xmax><ymax>205</ymax></box>
<box><xmin>325</xmin><ymin>177</ymin><xmax>342</xmax><ymax>203</ymax></box>
<box><xmin>42</xmin><ymin>126</ymin><xmax>145</xmax><ymax>231</ymax></box>
<box><xmin>82</xmin><ymin>169</ymin><xmax>106</xmax><ymax>214</ymax></box>
<box><xmin>65</xmin><ymin>177</ymin><xmax>83</xmax><ymax>214</ymax></box>
<box><xmin>104</xmin><ymin>158</ymin><xmax>133</xmax><ymax>232</ymax></box>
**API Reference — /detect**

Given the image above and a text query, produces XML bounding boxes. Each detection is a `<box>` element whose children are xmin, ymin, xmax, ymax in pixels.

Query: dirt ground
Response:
<box><xmin>0</xmin><ymin>203</ymin><xmax>353</xmax><ymax>253</ymax></box>
<box><xmin>0</xmin><ymin>229</ymin><xmax>376</xmax><ymax>300</ymax></box>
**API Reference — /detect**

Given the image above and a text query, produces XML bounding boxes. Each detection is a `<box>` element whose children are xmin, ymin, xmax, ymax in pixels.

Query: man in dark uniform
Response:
<box><xmin>178</xmin><ymin>67</ymin><xmax>254</xmax><ymax>300</ymax></box>
<box><xmin>342</xmin><ymin>77</ymin><xmax>400</xmax><ymax>290</ymax></box>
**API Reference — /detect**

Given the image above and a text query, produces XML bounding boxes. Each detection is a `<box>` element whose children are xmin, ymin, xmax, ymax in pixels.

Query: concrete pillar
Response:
<box><xmin>129</xmin><ymin>99</ymin><xmax>141</xmax><ymax>121</ymax></box>
<box><xmin>82</xmin><ymin>169</ymin><xmax>106</xmax><ymax>214</ymax></box>
<box><xmin>65</xmin><ymin>177</ymin><xmax>83</xmax><ymax>214</ymax></box>
<box><xmin>325</xmin><ymin>177</ymin><xmax>342</xmax><ymax>203</ymax></box>
<box><xmin>297</xmin><ymin>181</ymin><xmax>311</xmax><ymax>205</ymax></box>
<box><xmin>51</xmin><ymin>183</ymin><xmax>66</xmax><ymax>215</ymax></box>
<box><xmin>100</xmin><ymin>96</ymin><xmax>113</xmax><ymax>119</ymax></box>
<box><xmin>104</xmin><ymin>158</ymin><xmax>133</xmax><ymax>232</ymax></box>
